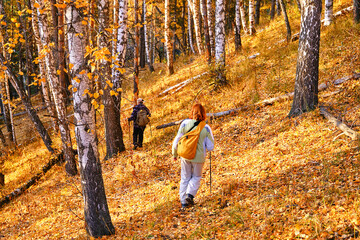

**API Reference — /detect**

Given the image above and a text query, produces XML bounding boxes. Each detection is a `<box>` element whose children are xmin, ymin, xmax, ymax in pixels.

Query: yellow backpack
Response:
<box><xmin>177</xmin><ymin>121</ymin><xmax>206</xmax><ymax>159</ymax></box>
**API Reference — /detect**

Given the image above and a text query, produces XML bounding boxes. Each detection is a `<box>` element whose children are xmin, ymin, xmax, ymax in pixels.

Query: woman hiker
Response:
<box><xmin>172</xmin><ymin>103</ymin><xmax>215</xmax><ymax>208</ymax></box>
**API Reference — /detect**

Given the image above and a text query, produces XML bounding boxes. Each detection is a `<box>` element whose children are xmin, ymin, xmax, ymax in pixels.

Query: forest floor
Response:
<box><xmin>1</xmin><ymin>1</ymin><xmax>360</xmax><ymax>239</ymax></box>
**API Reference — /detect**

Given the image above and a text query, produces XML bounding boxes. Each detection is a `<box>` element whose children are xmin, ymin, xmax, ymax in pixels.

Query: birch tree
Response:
<box><xmin>134</xmin><ymin>0</ymin><xmax>140</xmax><ymax>101</ymax></box>
<box><xmin>143</xmin><ymin>0</ymin><xmax>154</xmax><ymax>72</ymax></box>
<box><xmin>35</xmin><ymin>0</ymin><xmax>77</xmax><ymax>175</ymax></box>
<box><xmin>165</xmin><ymin>0</ymin><xmax>174</xmax><ymax>75</ymax></box>
<box><xmin>235</xmin><ymin>0</ymin><xmax>242</xmax><ymax>51</ymax></box>
<box><xmin>324</xmin><ymin>0</ymin><xmax>333</xmax><ymax>26</ymax></box>
<box><xmin>239</xmin><ymin>0</ymin><xmax>248</xmax><ymax>33</ymax></box>
<box><xmin>215</xmin><ymin>0</ymin><xmax>226</xmax><ymax>85</ymax></box>
<box><xmin>201</xmin><ymin>0</ymin><xmax>211</xmax><ymax>62</ymax></box>
<box><xmin>0</xmin><ymin>79</ymin><xmax>13</xmax><ymax>143</ymax></box>
<box><xmin>66</xmin><ymin>2</ymin><xmax>115</xmax><ymax>236</ymax></box>
<box><xmin>249</xmin><ymin>0</ymin><xmax>256</xmax><ymax>35</ymax></box>
<box><xmin>98</xmin><ymin>0</ymin><xmax>125</xmax><ymax>159</ymax></box>
<box><xmin>289</xmin><ymin>0</ymin><xmax>322</xmax><ymax>117</ymax></box>
<box><xmin>187</xmin><ymin>5</ymin><xmax>196</xmax><ymax>54</ymax></box>
<box><xmin>188</xmin><ymin>0</ymin><xmax>202</xmax><ymax>54</ymax></box>
<box><xmin>207</xmin><ymin>0</ymin><xmax>215</xmax><ymax>55</ymax></box>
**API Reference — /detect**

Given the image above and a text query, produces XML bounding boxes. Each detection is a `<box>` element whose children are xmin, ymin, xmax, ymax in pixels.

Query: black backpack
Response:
<box><xmin>136</xmin><ymin>109</ymin><xmax>150</xmax><ymax>127</ymax></box>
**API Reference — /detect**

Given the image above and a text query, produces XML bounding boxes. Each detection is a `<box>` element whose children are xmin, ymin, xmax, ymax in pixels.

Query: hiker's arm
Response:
<box><xmin>204</xmin><ymin>126</ymin><xmax>215</xmax><ymax>152</ymax></box>
<box><xmin>128</xmin><ymin>107</ymin><xmax>137</xmax><ymax>121</ymax></box>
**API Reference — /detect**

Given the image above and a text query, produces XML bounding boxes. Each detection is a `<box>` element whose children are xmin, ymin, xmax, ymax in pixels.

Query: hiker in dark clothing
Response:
<box><xmin>128</xmin><ymin>98</ymin><xmax>151</xmax><ymax>150</ymax></box>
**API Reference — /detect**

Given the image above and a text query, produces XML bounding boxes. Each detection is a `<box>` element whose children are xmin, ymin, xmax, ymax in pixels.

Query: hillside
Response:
<box><xmin>1</xmin><ymin>2</ymin><xmax>360</xmax><ymax>239</ymax></box>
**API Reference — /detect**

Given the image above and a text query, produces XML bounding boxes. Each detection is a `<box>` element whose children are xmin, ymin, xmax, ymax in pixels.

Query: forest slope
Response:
<box><xmin>1</xmin><ymin>2</ymin><xmax>360</xmax><ymax>239</ymax></box>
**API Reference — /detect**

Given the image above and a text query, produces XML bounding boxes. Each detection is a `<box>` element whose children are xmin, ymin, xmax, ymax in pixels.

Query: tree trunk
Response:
<box><xmin>270</xmin><ymin>0</ymin><xmax>276</xmax><ymax>19</ymax></box>
<box><xmin>187</xmin><ymin>5</ymin><xmax>196</xmax><ymax>54</ymax></box>
<box><xmin>65</xmin><ymin>3</ymin><xmax>115</xmax><ymax>237</ymax></box>
<box><xmin>249</xmin><ymin>0</ymin><xmax>256</xmax><ymax>35</ymax></box>
<box><xmin>235</xmin><ymin>0</ymin><xmax>242</xmax><ymax>51</ymax></box>
<box><xmin>279</xmin><ymin>0</ymin><xmax>291</xmax><ymax>42</ymax></box>
<box><xmin>289</xmin><ymin>0</ymin><xmax>322</xmax><ymax>117</ymax></box>
<box><xmin>354</xmin><ymin>0</ymin><xmax>360</xmax><ymax>23</ymax></box>
<box><xmin>0</xmin><ymin>79</ymin><xmax>13</xmax><ymax>142</ymax></box>
<box><xmin>181</xmin><ymin>0</ymin><xmax>188</xmax><ymax>53</ymax></box>
<box><xmin>134</xmin><ymin>0</ymin><xmax>140</xmax><ymax>102</ymax></box>
<box><xmin>324</xmin><ymin>0</ymin><xmax>333</xmax><ymax>26</ymax></box>
<box><xmin>58</xmin><ymin>0</ymin><xmax>69</xmax><ymax>104</ymax></box>
<box><xmin>276</xmin><ymin>0</ymin><xmax>281</xmax><ymax>15</ymax></box>
<box><xmin>4</xmin><ymin>78</ymin><xmax>16</xmax><ymax>144</ymax></box>
<box><xmin>143</xmin><ymin>0</ymin><xmax>155</xmax><ymax>72</ymax></box>
<box><xmin>215</xmin><ymin>0</ymin><xmax>226</xmax><ymax>86</ymax></box>
<box><xmin>201</xmin><ymin>0</ymin><xmax>212</xmax><ymax>62</ymax></box>
<box><xmin>35</xmin><ymin>0</ymin><xmax>77</xmax><ymax>175</ymax></box>
<box><xmin>239</xmin><ymin>0</ymin><xmax>248</xmax><ymax>33</ymax></box>
<box><xmin>30</xmin><ymin>0</ymin><xmax>59</xmax><ymax>133</ymax></box>
<box><xmin>165</xmin><ymin>0</ymin><xmax>174</xmax><ymax>75</ymax></box>
<box><xmin>98</xmin><ymin>0</ymin><xmax>125</xmax><ymax>159</ymax></box>
<box><xmin>0</xmin><ymin>53</ymin><xmax>54</xmax><ymax>152</ymax></box>
<box><xmin>188</xmin><ymin>0</ymin><xmax>203</xmax><ymax>54</ymax></box>
<box><xmin>207</xmin><ymin>0</ymin><xmax>215</xmax><ymax>56</ymax></box>
<box><xmin>0</xmin><ymin>126</ymin><xmax>6</xmax><ymax>146</ymax></box>
<box><xmin>255</xmin><ymin>0</ymin><xmax>261</xmax><ymax>25</ymax></box>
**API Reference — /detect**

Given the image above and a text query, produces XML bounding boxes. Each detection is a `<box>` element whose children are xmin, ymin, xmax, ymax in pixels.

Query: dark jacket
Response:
<box><xmin>128</xmin><ymin>103</ymin><xmax>151</xmax><ymax>128</ymax></box>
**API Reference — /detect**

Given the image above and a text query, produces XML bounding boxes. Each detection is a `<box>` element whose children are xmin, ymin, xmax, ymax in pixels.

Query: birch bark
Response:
<box><xmin>289</xmin><ymin>0</ymin><xmax>322</xmax><ymax>117</ymax></box>
<box><xmin>215</xmin><ymin>0</ymin><xmax>226</xmax><ymax>85</ymax></box>
<box><xmin>66</xmin><ymin>2</ymin><xmax>115</xmax><ymax>236</ymax></box>
<box><xmin>35</xmin><ymin>0</ymin><xmax>76</xmax><ymax>175</ymax></box>
<box><xmin>165</xmin><ymin>0</ymin><xmax>174</xmax><ymax>75</ymax></box>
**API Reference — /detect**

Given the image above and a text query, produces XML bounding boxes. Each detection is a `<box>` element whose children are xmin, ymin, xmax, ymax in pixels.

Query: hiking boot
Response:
<box><xmin>181</xmin><ymin>203</ymin><xmax>189</xmax><ymax>208</ymax></box>
<box><xmin>185</xmin><ymin>194</ymin><xmax>194</xmax><ymax>206</ymax></box>
<box><xmin>133</xmin><ymin>145</ymin><xmax>138</xmax><ymax>150</ymax></box>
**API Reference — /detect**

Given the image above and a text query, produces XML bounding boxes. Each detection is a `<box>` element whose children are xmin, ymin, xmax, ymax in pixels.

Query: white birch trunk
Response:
<box><xmin>249</xmin><ymin>0</ymin><xmax>256</xmax><ymax>35</ymax></box>
<box><xmin>165</xmin><ymin>0</ymin><xmax>174</xmax><ymax>75</ymax></box>
<box><xmin>188</xmin><ymin>0</ymin><xmax>203</xmax><ymax>54</ymax></box>
<box><xmin>30</xmin><ymin>9</ymin><xmax>58</xmax><ymax>132</ymax></box>
<box><xmin>66</xmin><ymin>3</ymin><xmax>115</xmax><ymax>236</ymax></box>
<box><xmin>207</xmin><ymin>0</ymin><xmax>215</xmax><ymax>55</ymax></box>
<box><xmin>239</xmin><ymin>0</ymin><xmax>248</xmax><ymax>34</ymax></box>
<box><xmin>35</xmin><ymin>0</ymin><xmax>76</xmax><ymax>175</ymax></box>
<box><xmin>143</xmin><ymin>0</ymin><xmax>154</xmax><ymax>72</ymax></box>
<box><xmin>235</xmin><ymin>0</ymin><xmax>242</xmax><ymax>50</ymax></box>
<box><xmin>215</xmin><ymin>0</ymin><xmax>226</xmax><ymax>83</ymax></box>
<box><xmin>188</xmin><ymin>5</ymin><xmax>196</xmax><ymax>54</ymax></box>
<box><xmin>324</xmin><ymin>0</ymin><xmax>333</xmax><ymax>26</ymax></box>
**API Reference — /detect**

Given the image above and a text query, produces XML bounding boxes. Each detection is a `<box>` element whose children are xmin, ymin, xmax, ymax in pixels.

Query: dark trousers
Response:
<box><xmin>133</xmin><ymin>126</ymin><xmax>145</xmax><ymax>147</ymax></box>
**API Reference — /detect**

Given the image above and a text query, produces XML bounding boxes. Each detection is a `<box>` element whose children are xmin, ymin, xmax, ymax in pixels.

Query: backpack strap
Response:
<box><xmin>186</xmin><ymin>120</ymin><xmax>200</xmax><ymax>134</ymax></box>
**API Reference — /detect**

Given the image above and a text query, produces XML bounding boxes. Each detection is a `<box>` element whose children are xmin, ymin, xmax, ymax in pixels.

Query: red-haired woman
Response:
<box><xmin>172</xmin><ymin>104</ymin><xmax>215</xmax><ymax>208</ymax></box>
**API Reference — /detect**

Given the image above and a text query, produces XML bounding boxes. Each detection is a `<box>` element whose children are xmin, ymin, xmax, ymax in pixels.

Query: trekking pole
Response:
<box><xmin>210</xmin><ymin>152</ymin><xmax>212</xmax><ymax>194</ymax></box>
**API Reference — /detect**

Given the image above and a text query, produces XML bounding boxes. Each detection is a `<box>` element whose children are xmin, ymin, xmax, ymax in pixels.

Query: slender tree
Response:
<box><xmin>249</xmin><ymin>0</ymin><xmax>256</xmax><ymax>35</ymax></box>
<box><xmin>0</xmin><ymin>53</ymin><xmax>54</xmax><ymax>152</ymax></box>
<box><xmin>207</xmin><ymin>0</ymin><xmax>215</xmax><ymax>55</ymax></box>
<box><xmin>215</xmin><ymin>0</ymin><xmax>226</xmax><ymax>85</ymax></box>
<box><xmin>188</xmin><ymin>0</ymin><xmax>202</xmax><ymax>54</ymax></box>
<box><xmin>35</xmin><ymin>0</ymin><xmax>77</xmax><ymax>175</ymax></box>
<box><xmin>98</xmin><ymin>0</ymin><xmax>125</xmax><ymax>159</ymax></box>
<box><xmin>324</xmin><ymin>0</ymin><xmax>333</xmax><ymax>26</ymax></box>
<box><xmin>0</xmin><ymin>79</ymin><xmax>13</xmax><ymax>142</ymax></box>
<box><xmin>187</xmin><ymin>5</ymin><xmax>196</xmax><ymax>54</ymax></box>
<box><xmin>134</xmin><ymin>0</ymin><xmax>140</xmax><ymax>101</ymax></box>
<box><xmin>235</xmin><ymin>0</ymin><xmax>242</xmax><ymax>51</ymax></box>
<box><xmin>279</xmin><ymin>0</ymin><xmax>291</xmax><ymax>42</ymax></box>
<box><xmin>289</xmin><ymin>0</ymin><xmax>322</xmax><ymax>117</ymax></box>
<box><xmin>65</xmin><ymin>1</ymin><xmax>115</xmax><ymax>236</ymax></box>
<box><xmin>143</xmin><ymin>0</ymin><xmax>155</xmax><ymax>72</ymax></box>
<box><xmin>201</xmin><ymin>0</ymin><xmax>211</xmax><ymax>62</ymax></box>
<box><xmin>165</xmin><ymin>0</ymin><xmax>174</xmax><ymax>74</ymax></box>
<box><xmin>239</xmin><ymin>0</ymin><xmax>248</xmax><ymax>33</ymax></box>
<box><xmin>354</xmin><ymin>0</ymin><xmax>360</xmax><ymax>23</ymax></box>
<box><xmin>255</xmin><ymin>0</ymin><xmax>261</xmax><ymax>25</ymax></box>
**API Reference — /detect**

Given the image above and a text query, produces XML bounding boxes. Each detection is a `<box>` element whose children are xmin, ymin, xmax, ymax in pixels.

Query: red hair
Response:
<box><xmin>190</xmin><ymin>104</ymin><xmax>206</xmax><ymax>121</ymax></box>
